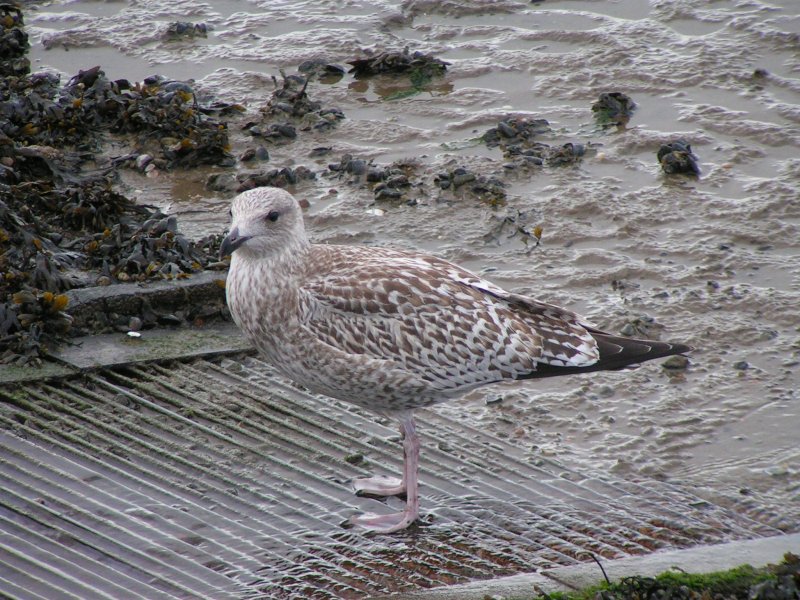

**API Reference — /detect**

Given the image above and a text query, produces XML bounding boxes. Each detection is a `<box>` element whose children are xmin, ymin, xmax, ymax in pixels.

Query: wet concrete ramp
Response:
<box><xmin>0</xmin><ymin>355</ymin><xmax>782</xmax><ymax>599</ymax></box>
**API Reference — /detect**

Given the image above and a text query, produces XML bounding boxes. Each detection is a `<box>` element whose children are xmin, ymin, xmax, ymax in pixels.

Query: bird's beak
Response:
<box><xmin>220</xmin><ymin>226</ymin><xmax>252</xmax><ymax>259</ymax></box>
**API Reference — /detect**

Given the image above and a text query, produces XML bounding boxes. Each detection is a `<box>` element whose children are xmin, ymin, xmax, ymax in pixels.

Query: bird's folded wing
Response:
<box><xmin>297</xmin><ymin>247</ymin><xmax>599</xmax><ymax>387</ymax></box>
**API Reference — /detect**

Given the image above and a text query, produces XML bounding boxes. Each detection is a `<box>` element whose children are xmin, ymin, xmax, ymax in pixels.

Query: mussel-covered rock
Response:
<box><xmin>236</xmin><ymin>166</ymin><xmax>316</xmax><ymax>192</ymax></box>
<box><xmin>329</xmin><ymin>154</ymin><xmax>371</xmax><ymax>178</ymax></box>
<box><xmin>592</xmin><ymin>92</ymin><xmax>637</xmax><ymax>127</ymax></box>
<box><xmin>546</xmin><ymin>142</ymin><xmax>585</xmax><ymax>166</ymax></box>
<box><xmin>435</xmin><ymin>167</ymin><xmax>506</xmax><ymax>204</ymax></box>
<box><xmin>348</xmin><ymin>47</ymin><xmax>449</xmax><ymax>77</ymax></box>
<box><xmin>658</xmin><ymin>140</ymin><xmax>700</xmax><ymax>176</ymax></box>
<box><xmin>483</xmin><ymin>117</ymin><xmax>551</xmax><ymax>149</ymax></box>
<box><xmin>298</xmin><ymin>59</ymin><xmax>346</xmax><ymax>83</ymax></box>
<box><xmin>251</xmin><ymin>70</ymin><xmax>345</xmax><ymax>139</ymax></box>
<box><xmin>164</xmin><ymin>22</ymin><xmax>208</xmax><ymax>40</ymax></box>
<box><xmin>328</xmin><ymin>156</ymin><xmax>420</xmax><ymax>202</ymax></box>
<box><xmin>483</xmin><ymin>117</ymin><xmax>553</xmax><ymax>165</ymax></box>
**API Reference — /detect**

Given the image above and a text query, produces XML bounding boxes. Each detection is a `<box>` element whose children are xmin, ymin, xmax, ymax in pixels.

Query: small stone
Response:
<box><xmin>128</xmin><ymin>316</ymin><xmax>143</xmax><ymax>332</ymax></box>
<box><xmin>733</xmin><ymin>360</ymin><xmax>750</xmax><ymax>370</ymax></box>
<box><xmin>344</xmin><ymin>452</ymin><xmax>365</xmax><ymax>465</ymax></box>
<box><xmin>135</xmin><ymin>154</ymin><xmax>153</xmax><ymax>170</ymax></box>
<box><xmin>662</xmin><ymin>355</ymin><xmax>689</xmax><ymax>370</ymax></box>
<box><xmin>157</xmin><ymin>313</ymin><xmax>182</xmax><ymax>326</ymax></box>
<box><xmin>596</xmin><ymin>384</ymin><xmax>615</xmax><ymax>397</ymax></box>
<box><xmin>764</xmin><ymin>465</ymin><xmax>788</xmax><ymax>477</ymax></box>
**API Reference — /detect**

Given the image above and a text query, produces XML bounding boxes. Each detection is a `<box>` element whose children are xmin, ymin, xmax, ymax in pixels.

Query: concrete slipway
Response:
<box><xmin>0</xmin><ymin>280</ymin><xmax>795</xmax><ymax>599</ymax></box>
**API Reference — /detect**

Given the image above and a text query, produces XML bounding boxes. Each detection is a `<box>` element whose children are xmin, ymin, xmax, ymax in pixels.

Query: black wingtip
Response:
<box><xmin>520</xmin><ymin>334</ymin><xmax>693</xmax><ymax>380</ymax></box>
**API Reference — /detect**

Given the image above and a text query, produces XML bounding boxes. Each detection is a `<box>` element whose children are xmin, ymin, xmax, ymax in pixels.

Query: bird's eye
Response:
<box><xmin>266</xmin><ymin>210</ymin><xmax>280</xmax><ymax>222</ymax></box>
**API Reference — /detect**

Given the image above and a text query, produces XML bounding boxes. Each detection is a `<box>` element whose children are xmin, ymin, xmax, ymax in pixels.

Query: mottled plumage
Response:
<box><xmin>221</xmin><ymin>187</ymin><xmax>691</xmax><ymax>533</ymax></box>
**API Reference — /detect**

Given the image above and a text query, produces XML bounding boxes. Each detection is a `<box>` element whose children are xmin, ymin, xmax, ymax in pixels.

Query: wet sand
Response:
<box><xmin>25</xmin><ymin>0</ymin><xmax>800</xmax><ymax>528</ymax></box>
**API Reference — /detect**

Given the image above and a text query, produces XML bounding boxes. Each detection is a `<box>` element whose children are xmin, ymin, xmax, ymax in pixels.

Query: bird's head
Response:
<box><xmin>220</xmin><ymin>187</ymin><xmax>308</xmax><ymax>259</ymax></box>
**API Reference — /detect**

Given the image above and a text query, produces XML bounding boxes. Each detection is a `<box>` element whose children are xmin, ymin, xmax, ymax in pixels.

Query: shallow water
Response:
<box><xmin>26</xmin><ymin>0</ymin><xmax>800</xmax><ymax>527</ymax></box>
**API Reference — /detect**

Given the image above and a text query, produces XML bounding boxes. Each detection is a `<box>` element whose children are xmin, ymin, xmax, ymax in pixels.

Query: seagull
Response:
<box><xmin>220</xmin><ymin>187</ymin><xmax>692</xmax><ymax>534</ymax></box>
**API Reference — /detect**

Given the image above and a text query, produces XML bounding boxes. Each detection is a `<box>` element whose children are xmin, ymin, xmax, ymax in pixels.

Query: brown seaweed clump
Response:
<box><xmin>0</xmin><ymin>177</ymin><xmax>223</xmax><ymax>365</ymax></box>
<box><xmin>0</xmin><ymin>3</ymin><xmax>28</xmax><ymax>77</ymax></box>
<box><xmin>0</xmin><ymin>6</ymin><xmax>233</xmax><ymax>365</ymax></box>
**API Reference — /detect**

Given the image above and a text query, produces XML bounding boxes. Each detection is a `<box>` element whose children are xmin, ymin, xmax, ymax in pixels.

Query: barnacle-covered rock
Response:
<box><xmin>164</xmin><ymin>21</ymin><xmax>208</xmax><ymax>40</ymax></box>
<box><xmin>658</xmin><ymin>140</ymin><xmax>700</xmax><ymax>176</ymax></box>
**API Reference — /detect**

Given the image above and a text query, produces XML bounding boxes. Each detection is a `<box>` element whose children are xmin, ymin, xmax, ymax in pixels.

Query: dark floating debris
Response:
<box><xmin>592</xmin><ymin>91</ymin><xmax>637</xmax><ymax>127</ymax></box>
<box><xmin>658</xmin><ymin>140</ymin><xmax>700</xmax><ymax>176</ymax></box>
<box><xmin>348</xmin><ymin>47</ymin><xmax>449</xmax><ymax>77</ymax></box>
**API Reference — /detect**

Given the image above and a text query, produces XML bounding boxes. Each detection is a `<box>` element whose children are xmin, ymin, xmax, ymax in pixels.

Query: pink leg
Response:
<box><xmin>350</xmin><ymin>416</ymin><xmax>420</xmax><ymax>533</ymax></box>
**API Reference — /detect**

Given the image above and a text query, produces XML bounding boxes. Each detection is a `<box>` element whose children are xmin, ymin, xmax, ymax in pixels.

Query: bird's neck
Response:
<box><xmin>226</xmin><ymin>239</ymin><xmax>310</xmax><ymax>343</ymax></box>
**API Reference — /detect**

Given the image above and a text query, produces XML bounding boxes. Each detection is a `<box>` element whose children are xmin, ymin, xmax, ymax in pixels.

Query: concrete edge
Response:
<box><xmin>376</xmin><ymin>533</ymin><xmax>800</xmax><ymax>599</ymax></box>
<box><xmin>64</xmin><ymin>269</ymin><xmax>228</xmax><ymax>329</ymax></box>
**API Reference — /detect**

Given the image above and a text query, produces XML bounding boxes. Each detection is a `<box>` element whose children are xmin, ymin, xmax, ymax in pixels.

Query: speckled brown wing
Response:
<box><xmin>297</xmin><ymin>245</ymin><xmax>600</xmax><ymax>395</ymax></box>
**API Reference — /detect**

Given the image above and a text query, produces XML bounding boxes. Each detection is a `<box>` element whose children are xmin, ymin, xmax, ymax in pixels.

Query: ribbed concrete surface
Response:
<box><xmin>0</xmin><ymin>354</ymin><xmax>783</xmax><ymax>599</ymax></box>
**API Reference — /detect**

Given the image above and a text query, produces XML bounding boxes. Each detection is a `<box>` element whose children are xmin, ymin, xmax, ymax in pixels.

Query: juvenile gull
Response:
<box><xmin>220</xmin><ymin>187</ymin><xmax>692</xmax><ymax>533</ymax></box>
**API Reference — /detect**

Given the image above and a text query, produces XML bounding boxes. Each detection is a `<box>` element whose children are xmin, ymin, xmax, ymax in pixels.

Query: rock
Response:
<box><xmin>662</xmin><ymin>355</ymin><xmax>690</xmax><ymax>370</ymax></box>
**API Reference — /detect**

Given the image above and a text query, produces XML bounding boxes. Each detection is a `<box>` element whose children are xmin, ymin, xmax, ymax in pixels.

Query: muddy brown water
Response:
<box><xmin>22</xmin><ymin>0</ymin><xmax>800</xmax><ymax>541</ymax></box>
